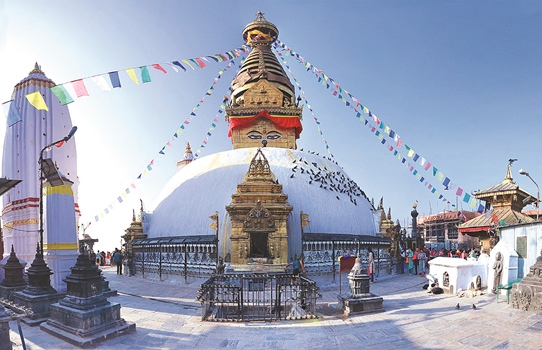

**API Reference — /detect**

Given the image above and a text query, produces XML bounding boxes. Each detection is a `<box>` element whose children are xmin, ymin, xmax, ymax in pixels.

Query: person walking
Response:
<box><xmin>113</xmin><ymin>248</ymin><xmax>124</xmax><ymax>275</ymax></box>
<box><xmin>285</xmin><ymin>254</ymin><xmax>306</xmax><ymax>284</ymax></box>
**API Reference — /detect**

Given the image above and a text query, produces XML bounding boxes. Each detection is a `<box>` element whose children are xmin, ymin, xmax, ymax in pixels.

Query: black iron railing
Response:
<box><xmin>196</xmin><ymin>273</ymin><xmax>321</xmax><ymax>322</ymax></box>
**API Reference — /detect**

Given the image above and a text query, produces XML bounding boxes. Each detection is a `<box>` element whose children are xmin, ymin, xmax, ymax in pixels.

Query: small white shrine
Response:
<box><xmin>428</xmin><ymin>256</ymin><xmax>489</xmax><ymax>294</ymax></box>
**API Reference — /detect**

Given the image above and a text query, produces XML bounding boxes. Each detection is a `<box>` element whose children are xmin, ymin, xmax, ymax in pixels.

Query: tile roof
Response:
<box><xmin>458</xmin><ymin>208</ymin><xmax>535</xmax><ymax>232</ymax></box>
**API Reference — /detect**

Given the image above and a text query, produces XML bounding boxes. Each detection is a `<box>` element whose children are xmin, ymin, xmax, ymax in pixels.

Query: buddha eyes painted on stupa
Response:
<box><xmin>246</xmin><ymin>130</ymin><xmax>282</xmax><ymax>141</ymax></box>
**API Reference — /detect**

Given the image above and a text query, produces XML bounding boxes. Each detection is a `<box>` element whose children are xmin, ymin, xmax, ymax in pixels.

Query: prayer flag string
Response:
<box><xmin>88</xmin><ymin>59</ymin><xmax>240</xmax><ymax>223</ymax></box>
<box><xmin>12</xmin><ymin>45</ymin><xmax>250</xmax><ymax>111</ymax></box>
<box><xmin>193</xmin><ymin>57</ymin><xmax>245</xmax><ymax>158</ymax></box>
<box><xmin>274</xmin><ymin>40</ymin><xmax>484</xmax><ymax>213</ymax></box>
<box><xmin>274</xmin><ymin>49</ymin><xmax>334</xmax><ymax>158</ymax></box>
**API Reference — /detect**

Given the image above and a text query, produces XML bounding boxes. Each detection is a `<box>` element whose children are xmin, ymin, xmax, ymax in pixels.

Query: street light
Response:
<box><xmin>39</xmin><ymin>126</ymin><xmax>77</xmax><ymax>255</ymax></box>
<box><xmin>519</xmin><ymin>168</ymin><xmax>539</xmax><ymax>221</ymax></box>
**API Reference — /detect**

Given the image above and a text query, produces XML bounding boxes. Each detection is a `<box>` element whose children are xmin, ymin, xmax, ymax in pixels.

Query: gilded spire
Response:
<box><xmin>245</xmin><ymin>148</ymin><xmax>276</xmax><ymax>183</ymax></box>
<box><xmin>176</xmin><ymin>142</ymin><xmax>195</xmax><ymax>169</ymax></box>
<box><xmin>230</xmin><ymin>13</ymin><xmax>295</xmax><ymax>108</ymax></box>
<box><xmin>504</xmin><ymin>159</ymin><xmax>516</xmax><ymax>183</ymax></box>
<box><xmin>29</xmin><ymin>62</ymin><xmax>45</xmax><ymax>75</ymax></box>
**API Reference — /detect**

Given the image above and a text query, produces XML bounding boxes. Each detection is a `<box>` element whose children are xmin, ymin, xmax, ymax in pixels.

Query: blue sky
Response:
<box><xmin>1</xmin><ymin>1</ymin><xmax>541</xmax><ymax>252</ymax></box>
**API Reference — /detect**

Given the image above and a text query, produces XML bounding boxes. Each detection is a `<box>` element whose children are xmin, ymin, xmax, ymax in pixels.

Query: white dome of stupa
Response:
<box><xmin>143</xmin><ymin>147</ymin><xmax>379</xmax><ymax>256</ymax></box>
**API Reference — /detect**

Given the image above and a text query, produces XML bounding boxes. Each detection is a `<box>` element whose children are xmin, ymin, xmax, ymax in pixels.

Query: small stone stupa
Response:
<box><xmin>12</xmin><ymin>244</ymin><xmax>63</xmax><ymax>326</ymax></box>
<box><xmin>0</xmin><ymin>245</ymin><xmax>27</xmax><ymax>300</ymax></box>
<box><xmin>337</xmin><ymin>257</ymin><xmax>383</xmax><ymax>316</ymax></box>
<box><xmin>41</xmin><ymin>254</ymin><xmax>135</xmax><ymax>347</ymax></box>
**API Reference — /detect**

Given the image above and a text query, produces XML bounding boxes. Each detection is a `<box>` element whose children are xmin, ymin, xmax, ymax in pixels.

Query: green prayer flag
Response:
<box><xmin>50</xmin><ymin>85</ymin><xmax>74</xmax><ymax>105</ymax></box>
<box><xmin>140</xmin><ymin>66</ymin><xmax>151</xmax><ymax>83</ymax></box>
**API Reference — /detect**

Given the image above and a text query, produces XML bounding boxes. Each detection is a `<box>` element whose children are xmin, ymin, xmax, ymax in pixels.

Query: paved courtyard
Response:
<box><xmin>7</xmin><ymin>266</ymin><xmax>542</xmax><ymax>349</ymax></box>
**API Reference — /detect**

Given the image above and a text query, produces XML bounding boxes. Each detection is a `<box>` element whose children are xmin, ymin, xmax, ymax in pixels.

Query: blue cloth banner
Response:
<box><xmin>108</xmin><ymin>71</ymin><xmax>121</xmax><ymax>88</ymax></box>
<box><xmin>3</xmin><ymin>100</ymin><xmax>23</xmax><ymax>127</ymax></box>
<box><xmin>172</xmin><ymin>61</ymin><xmax>186</xmax><ymax>71</ymax></box>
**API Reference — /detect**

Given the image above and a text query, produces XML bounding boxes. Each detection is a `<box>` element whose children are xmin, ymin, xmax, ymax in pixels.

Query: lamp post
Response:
<box><xmin>519</xmin><ymin>168</ymin><xmax>540</xmax><ymax>221</ymax></box>
<box><xmin>38</xmin><ymin>126</ymin><xmax>77</xmax><ymax>256</ymax></box>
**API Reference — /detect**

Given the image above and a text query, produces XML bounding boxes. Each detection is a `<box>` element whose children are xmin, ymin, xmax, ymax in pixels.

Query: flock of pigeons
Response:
<box><xmin>288</xmin><ymin>149</ymin><xmax>370</xmax><ymax>207</ymax></box>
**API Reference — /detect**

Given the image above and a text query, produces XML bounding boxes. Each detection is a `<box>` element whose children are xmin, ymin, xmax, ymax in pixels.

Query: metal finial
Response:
<box><xmin>255</xmin><ymin>10</ymin><xmax>266</xmax><ymax>21</ymax></box>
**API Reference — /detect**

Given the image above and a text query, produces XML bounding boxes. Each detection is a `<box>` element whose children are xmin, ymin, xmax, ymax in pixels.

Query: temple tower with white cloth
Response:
<box><xmin>2</xmin><ymin>64</ymin><xmax>79</xmax><ymax>291</ymax></box>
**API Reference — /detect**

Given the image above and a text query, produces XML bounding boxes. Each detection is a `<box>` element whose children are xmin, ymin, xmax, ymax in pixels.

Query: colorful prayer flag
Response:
<box><xmin>72</xmin><ymin>79</ymin><xmax>89</xmax><ymax>97</ymax></box>
<box><xmin>152</xmin><ymin>64</ymin><xmax>167</xmax><ymax>74</ymax></box>
<box><xmin>109</xmin><ymin>71</ymin><xmax>122</xmax><ymax>88</ymax></box>
<box><xmin>91</xmin><ymin>75</ymin><xmax>112</xmax><ymax>91</ymax></box>
<box><xmin>25</xmin><ymin>91</ymin><xmax>49</xmax><ymax>111</ymax></box>
<box><xmin>2</xmin><ymin>100</ymin><xmax>22</xmax><ymax>126</ymax></box>
<box><xmin>140</xmin><ymin>66</ymin><xmax>151</xmax><ymax>83</ymax></box>
<box><xmin>172</xmin><ymin>61</ymin><xmax>186</xmax><ymax>71</ymax></box>
<box><xmin>456</xmin><ymin>187</ymin><xmax>463</xmax><ymax>196</ymax></box>
<box><xmin>50</xmin><ymin>85</ymin><xmax>74</xmax><ymax>105</ymax></box>
<box><xmin>125</xmin><ymin>68</ymin><xmax>139</xmax><ymax>85</ymax></box>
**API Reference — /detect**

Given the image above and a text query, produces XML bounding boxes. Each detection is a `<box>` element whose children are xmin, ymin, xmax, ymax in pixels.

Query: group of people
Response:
<box><xmin>404</xmin><ymin>247</ymin><xmax>429</xmax><ymax>276</ymax></box>
<box><xmin>440</xmin><ymin>248</ymin><xmax>479</xmax><ymax>260</ymax></box>
<box><xmin>91</xmin><ymin>248</ymin><xmax>130</xmax><ymax>275</ymax></box>
<box><xmin>396</xmin><ymin>245</ymin><xmax>481</xmax><ymax>276</ymax></box>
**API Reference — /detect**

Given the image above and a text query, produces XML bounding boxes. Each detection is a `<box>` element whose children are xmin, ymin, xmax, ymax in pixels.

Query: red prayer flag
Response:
<box><xmin>424</xmin><ymin>161</ymin><xmax>431</xmax><ymax>171</ymax></box>
<box><xmin>456</xmin><ymin>187</ymin><xmax>463</xmax><ymax>196</ymax></box>
<box><xmin>72</xmin><ymin>79</ymin><xmax>89</xmax><ymax>97</ymax></box>
<box><xmin>152</xmin><ymin>64</ymin><xmax>167</xmax><ymax>74</ymax></box>
<box><xmin>195</xmin><ymin>58</ymin><xmax>206</xmax><ymax>68</ymax></box>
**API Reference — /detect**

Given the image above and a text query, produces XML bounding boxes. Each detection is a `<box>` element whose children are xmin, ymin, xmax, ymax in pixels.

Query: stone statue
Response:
<box><xmin>216</xmin><ymin>257</ymin><xmax>225</xmax><ymax>275</ymax></box>
<box><xmin>493</xmin><ymin>252</ymin><xmax>503</xmax><ymax>293</ymax></box>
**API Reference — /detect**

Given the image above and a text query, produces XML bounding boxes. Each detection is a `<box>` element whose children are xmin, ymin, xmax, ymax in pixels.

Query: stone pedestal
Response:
<box><xmin>337</xmin><ymin>257</ymin><xmax>383</xmax><ymax>316</ymax></box>
<box><xmin>101</xmin><ymin>275</ymin><xmax>117</xmax><ymax>297</ymax></box>
<box><xmin>338</xmin><ymin>294</ymin><xmax>385</xmax><ymax>315</ymax></box>
<box><xmin>40</xmin><ymin>253</ymin><xmax>135</xmax><ymax>347</ymax></box>
<box><xmin>511</xmin><ymin>250</ymin><xmax>542</xmax><ymax>313</ymax></box>
<box><xmin>0</xmin><ymin>305</ymin><xmax>12</xmax><ymax>350</ymax></box>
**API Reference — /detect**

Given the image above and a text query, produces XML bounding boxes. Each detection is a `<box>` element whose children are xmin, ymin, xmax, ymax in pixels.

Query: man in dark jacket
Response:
<box><xmin>113</xmin><ymin>248</ymin><xmax>123</xmax><ymax>275</ymax></box>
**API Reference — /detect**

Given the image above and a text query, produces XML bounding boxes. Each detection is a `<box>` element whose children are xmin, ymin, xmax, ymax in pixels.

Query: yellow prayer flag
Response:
<box><xmin>407</xmin><ymin>149</ymin><xmax>415</xmax><ymax>157</ymax></box>
<box><xmin>125</xmin><ymin>68</ymin><xmax>139</xmax><ymax>85</ymax></box>
<box><xmin>182</xmin><ymin>60</ymin><xmax>195</xmax><ymax>70</ymax></box>
<box><xmin>363</xmin><ymin>106</ymin><xmax>369</xmax><ymax>114</ymax></box>
<box><xmin>384</xmin><ymin>125</ymin><xmax>391</xmax><ymax>134</ymax></box>
<box><xmin>25</xmin><ymin>91</ymin><xmax>49</xmax><ymax>111</ymax></box>
<box><xmin>436</xmin><ymin>172</ymin><xmax>445</xmax><ymax>181</ymax></box>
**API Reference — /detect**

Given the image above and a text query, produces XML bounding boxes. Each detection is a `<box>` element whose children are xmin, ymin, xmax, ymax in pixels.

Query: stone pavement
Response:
<box><xmin>7</xmin><ymin>267</ymin><xmax>542</xmax><ymax>350</ymax></box>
